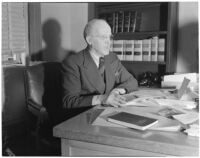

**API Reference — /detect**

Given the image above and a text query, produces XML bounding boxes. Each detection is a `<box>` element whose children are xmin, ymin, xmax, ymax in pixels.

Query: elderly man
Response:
<box><xmin>62</xmin><ymin>19</ymin><xmax>138</xmax><ymax>109</ymax></box>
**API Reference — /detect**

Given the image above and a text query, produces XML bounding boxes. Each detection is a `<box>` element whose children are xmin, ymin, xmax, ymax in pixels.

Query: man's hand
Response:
<box><xmin>111</xmin><ymin>88</ymin><xmax>126</xmax><ymax>95</ymax></box>
<box><xmin>103</xmin><ymin>88</ymin><xmax>127</xmax><ymax>107</ymax></box>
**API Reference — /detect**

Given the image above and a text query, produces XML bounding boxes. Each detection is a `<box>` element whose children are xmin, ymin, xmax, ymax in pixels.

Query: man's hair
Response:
<box><xmin>83</xmin><ymin>19</ymin><xmax>108</xmax><ymax>41</ymax></box>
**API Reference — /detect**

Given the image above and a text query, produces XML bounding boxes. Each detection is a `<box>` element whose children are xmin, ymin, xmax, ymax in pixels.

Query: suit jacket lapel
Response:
<box><xmin>83</xmin><ymin>49</ymin><xmax>105</xmax><ymax>93</ymax></box>
<box><xmin>105</xmin><ymin>55</ymin><xmax>115</xmax><ymax>94</ymax></box>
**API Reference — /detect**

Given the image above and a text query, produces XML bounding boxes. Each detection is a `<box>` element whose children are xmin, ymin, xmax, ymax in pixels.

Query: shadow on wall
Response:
<box><xmin>31</xmin><ymin>19</ymin><xmax>75</xmax><ymax>62</ymax></box>
<box><xmin>177</xmin><ymin>22</ymin><xmax>199</xmax><ymax>73</ymax></box>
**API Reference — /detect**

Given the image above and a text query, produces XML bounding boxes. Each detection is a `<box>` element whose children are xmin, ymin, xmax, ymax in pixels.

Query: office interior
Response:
<box><xmin>2</xmin><ymin>2</ymin><xmax>199</xmax><ymax>156</ymax></box>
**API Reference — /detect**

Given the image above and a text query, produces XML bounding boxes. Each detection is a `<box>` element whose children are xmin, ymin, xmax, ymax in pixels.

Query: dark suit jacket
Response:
<box><xmin>62</xmin><ymin>47</ymin><xmax>138</xmax><ymax>109</ymax></box>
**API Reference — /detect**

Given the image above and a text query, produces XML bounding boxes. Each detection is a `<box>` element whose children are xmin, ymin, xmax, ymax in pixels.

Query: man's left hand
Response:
<box><xmin>111</xmin><ymin>88</ymin><xmax>126</xmax><ymax>95</ymax></box>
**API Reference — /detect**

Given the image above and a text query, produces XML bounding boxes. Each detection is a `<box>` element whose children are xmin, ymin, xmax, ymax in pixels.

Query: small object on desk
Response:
<box><xmin>176</xmin><ymin>77</ymin><xmax>190</xmax><ymax>99</ymax></box>
<box><xmin>158</xmin><ymin>107</ymin><xmax>184</xmax><ymax>118</ymax></box>
<box><xmin>107</xmin><ymin>112</ymin><xmax>158</xmax><ymax>131</ymax></box>
<box><xmin>183</xmin><ymin>124</ymin><xmax>199</xmax><ymax>137</ymax></box>
<box><xmin>92</xmin><ymin>107</ymin><xmax>181</xmax><ymax>132</ymax></box>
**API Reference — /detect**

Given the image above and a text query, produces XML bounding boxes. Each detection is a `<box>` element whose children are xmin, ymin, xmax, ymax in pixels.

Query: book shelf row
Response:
<box><xmin>99</xmin><ymin>10</ymin><xmax>142</xmax><ymax>34</ymax></box>
<box><xmin>111</xmin><ymin>36</ymin><xmax>165</xmax><ymax>62</ymax></box>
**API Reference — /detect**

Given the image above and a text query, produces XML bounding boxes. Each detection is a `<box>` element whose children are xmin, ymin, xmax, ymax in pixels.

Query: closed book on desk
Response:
<box><xmin>107</xmin><ymin>112</ymin><xmax>158</xmax><ymax>131</ymax></box>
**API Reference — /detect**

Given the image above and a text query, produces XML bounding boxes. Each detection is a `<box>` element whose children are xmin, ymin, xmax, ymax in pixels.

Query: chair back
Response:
<box><xmin>24</xmin><ymin>62</ymin><xmax>62</xmax><ymax>124</ymax></box>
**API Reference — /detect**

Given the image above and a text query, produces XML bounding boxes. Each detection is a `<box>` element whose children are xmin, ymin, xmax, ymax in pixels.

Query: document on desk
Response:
<box><xmin>172</xmin><ymin>112</ymin><xmax>199</xmax><ymax>125</ymax></box>
<box><xmin>121</xmin><ymin>88</ymin><xmax>178</xmax><ymax>107</ymax></box>
<box><xmin>122</xmin><ymin>90</ymin><xmax>197</xmax><ymax>109</ymax></box>
<box><xmin>92</xmin><ymin>107</ymin><xmax>181</xmax><ymax>132</ymax></box>
<box><xmin>124</xmin><ymin>89</ymin><xmax>176</xmax><ymax>99</ymax></box>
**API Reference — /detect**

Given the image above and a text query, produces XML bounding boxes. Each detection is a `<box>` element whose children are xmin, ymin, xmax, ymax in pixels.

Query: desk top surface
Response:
<box><xmin>53</xmin><ymin>106</ymin><xmax>199</xmax><ymax>156</ymax></box>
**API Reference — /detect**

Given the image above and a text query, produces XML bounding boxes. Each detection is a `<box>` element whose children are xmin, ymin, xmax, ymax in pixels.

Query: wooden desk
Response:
<box><xmin>53</xmin><ymin>107</ymin><xmax>199</xmax><ymax>156</ymax></box>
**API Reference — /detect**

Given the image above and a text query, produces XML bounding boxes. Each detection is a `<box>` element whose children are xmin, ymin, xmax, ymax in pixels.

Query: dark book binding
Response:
<box><xmin>118</xmin><ymin>11</ymin><xmax>124</xmax><ymax>33</ymax></box>
<box><xmin>106</xmin><ymin>13</ymin><xmax>115</xmax><ymax>34</ymax></box>
<box><xmin>135</xmin><ymin>11</ymin><xmax>142</xmax><ymax>32</ymax></box>
<box><xmin>129</xmin><ymin>11</ymin><xmax>136</xmax><ymax>32</ymax></box>
<box><xmin>107</xmin><ymin>112</ymin><xmax>158</xmax><ymax>130</ymax></box>
<box><xmin>123</xmin><ymin>11</ymin><xmax>131</xmax><ymax>32</ymax></box>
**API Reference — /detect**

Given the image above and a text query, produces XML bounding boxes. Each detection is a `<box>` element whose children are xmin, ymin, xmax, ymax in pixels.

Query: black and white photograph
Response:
<box><xmin>1</xmin><ymin>1</ymin><xmax>199</xmax><ymax>156</ymax></box>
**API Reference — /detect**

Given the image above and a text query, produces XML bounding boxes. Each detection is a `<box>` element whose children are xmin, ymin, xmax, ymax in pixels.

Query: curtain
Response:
<box><xmin>2</xmin><ymin>2</ymin><xmax>28</xmax><ymax>65</ymax></box>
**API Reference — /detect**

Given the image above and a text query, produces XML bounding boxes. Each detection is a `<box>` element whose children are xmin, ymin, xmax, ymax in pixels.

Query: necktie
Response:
<box><xmin>99</xmin><ymin>57</ymin><xmax>105</xmax><ymax>78</ymax></box>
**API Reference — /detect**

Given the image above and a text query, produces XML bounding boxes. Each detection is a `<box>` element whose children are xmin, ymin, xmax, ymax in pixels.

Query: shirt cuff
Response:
<box><xmin>92</xmin><ymin>95</ymin><xmax>106</xmax><ymax>106</ymax></box>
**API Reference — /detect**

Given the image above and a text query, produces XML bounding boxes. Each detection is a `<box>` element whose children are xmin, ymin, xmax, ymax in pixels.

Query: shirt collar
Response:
<box><xmin>89</xmin><ymin>49</ymin><xmax>103</xmax><ymax>68</ymax></box>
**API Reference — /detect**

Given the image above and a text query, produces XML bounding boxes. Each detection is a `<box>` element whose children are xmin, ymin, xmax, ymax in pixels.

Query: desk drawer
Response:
<box><xmin>62</xmin><ymin>139</ymin><xmax>170</xmax><ymax>156</ymax></box>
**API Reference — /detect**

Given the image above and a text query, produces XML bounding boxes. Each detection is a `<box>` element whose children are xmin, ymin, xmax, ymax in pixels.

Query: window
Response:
<box><xmin>2</xmin><ymin>2</ymin><xmax>28</xmax><ymax>65</ymax></box>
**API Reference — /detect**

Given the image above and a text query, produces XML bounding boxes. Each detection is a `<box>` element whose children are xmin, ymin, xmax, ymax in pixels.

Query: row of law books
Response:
<box><xmin>111</xmin><ymin>37</ymin><xmax>165</xmax><ymax>62</ymax></box>
<box><xmin>99</xmin><ymin>10</ymin><xmax>142</xmax><ymax>33</ymax></box>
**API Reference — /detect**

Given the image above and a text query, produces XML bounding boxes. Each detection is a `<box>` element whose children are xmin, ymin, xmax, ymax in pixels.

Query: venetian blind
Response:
<box><xmin>2</xmin><ymin>2</ymin><xmax>28</xmax><ymax>64</ymax></box>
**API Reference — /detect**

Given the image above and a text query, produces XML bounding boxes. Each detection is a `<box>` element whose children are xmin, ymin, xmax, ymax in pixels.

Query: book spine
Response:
<box><xmin>114</xmin><ymin>12</ymin><xmax>119</xmax><ymax>34</ymax></box>
<box><xmin>158</xmin><ymin>38</ymin><xmax>165</xmax><ymax>62</ymax></box>
<box><xmin>135</xmin><ymin>11</ymin><xmax>142</xmax><ymax>32</ymax></box>
<box><xmin>123</xmin><ymin>11</ymin><xmax>131</xmax><ymax>32</ymax></box>
<box><xmin>131</xmin><ymin>40</ymin><xmax>135</xmax><ymax>61</ymax></box>
<box><xmin>142</xmin><ymin>39</ymin><xmax>151</xmax><ymax>61</ymax></box>
<box><xmin>106</xmin><ymin>13</ymin><xmax>114</xmax><ymax>34</ymax></box>
<box><xmin>118</xmin><ymin>11</ymin><xmax>124</xmax><ymax>33</ymax></box>
<box><xmin>99</xmin><ymin>13</ymin><xmax>107</xmax><ymax>20</ymax></box>
<box><xmin>130</xmin><ymin>11</ymin><xmax>136</xmax><ymax>32</ymax></box>
<box><xmin>133</xmin><ymin>40</ymin><xmax>142</xmax><ymax>61</ymax></box>
<box><xmin>112</xmin><ymin>12</ymin><xmax>115</xmax><ymax>34</ymax></box>
<box><xmin>113</xmin><ymin>40</ymin><xmax>124</xmax><ymax>60</ymax></box>
<box><xmin>123</xmin><ymin>40</ymin><xmax>134</xmax><ymax>61</ymax></box>
<box><xmin>151</xmin><ymin>36</ymin><xmax>158</xmax><ymax>61</ymax></box>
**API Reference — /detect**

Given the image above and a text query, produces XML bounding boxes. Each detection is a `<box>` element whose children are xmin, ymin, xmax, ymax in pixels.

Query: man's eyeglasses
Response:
<box><xmin>91</xmin><ymin>35</ymin><xmax>114</xmax><ymax>40</ymax></box>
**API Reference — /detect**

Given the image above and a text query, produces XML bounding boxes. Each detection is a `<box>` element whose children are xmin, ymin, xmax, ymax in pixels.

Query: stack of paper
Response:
<box><xmin>154</xmin><ymin>99</ymin><xmax>197</xmax><ymax>109</ymax></box>
<box><xmin>163</xmin><ymin>73</ymin><xmax>199</xmax><ymax>83</ymax></box>
<box><xmin>161</xmin><ymin>73</ymin><xmax>199</xmax><ymax>89</ymax></box>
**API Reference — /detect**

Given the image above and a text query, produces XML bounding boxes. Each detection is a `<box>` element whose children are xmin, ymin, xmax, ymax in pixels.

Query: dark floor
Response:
<box><xmin>3</xmin><ymin>132</ymin><xmax>61</xmax><ymax>156</ymax></box>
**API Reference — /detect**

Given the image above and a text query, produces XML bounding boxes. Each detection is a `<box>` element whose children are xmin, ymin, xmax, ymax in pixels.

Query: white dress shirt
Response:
<box><xmin>89</xmin><ymin>50</ymin><xmax>106</xmax><ymax>105</ymax></box>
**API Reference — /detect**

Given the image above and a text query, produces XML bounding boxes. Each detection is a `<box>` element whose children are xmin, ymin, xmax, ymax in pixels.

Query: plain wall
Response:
<box><xmin>41</xmin><ymin>3</ymin><xmax>88</xmax><ymax>52</ymax></box>
<box><xmin>176</xmin><ymin>2</ymin><xmax>198</xmax><ymax>73</ymax></box>
<box><xmin>69</xmin><ymin>3</ymin><xmax>88</xmax><ymax>52</ymax></box>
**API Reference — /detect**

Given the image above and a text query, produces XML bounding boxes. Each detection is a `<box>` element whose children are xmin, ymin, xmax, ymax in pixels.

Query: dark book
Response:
<box><xmin>107</xmin><ymin>112</ymin><xmax>158</xmax><ymax>130</ymax></box>
<box><xmin>158</xmin><ymin>38</ymin><xmax>165</xmax><ymax>62</ymax></box>
<box><xmin>99</xmin><ymin>13</ymin><xmax>107</xmax><ymax>20</ymax></box>
<box><xmin>117</xmin><ymin>11</ymin><xmax>124</xmax><ymax>33</ymax></box>
<box><xmin>135</xmin><ymin>11</ymin><xmax>142</xmax><ymax>32</ymax></box>
<box><xmin>129</xmin><ymin>11</ymin><xmax>136</xmax><ymax>32</ymax></box>
<box><xmin>114</xmin><ymin>12</ymin><xmax>119</xmax><ymax>33</ymax></box>
<box><xmin>123</xmin><ymin>11</ymin><xmax>131</xmax><ymax>32</ymax></box>
<box><xmin>106</xmin><ymin>12</ymin><xmax>115</xmax><ymax>34</ymax></box>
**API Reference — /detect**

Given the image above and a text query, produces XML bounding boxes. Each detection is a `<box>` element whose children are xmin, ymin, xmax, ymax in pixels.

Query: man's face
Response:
<box><xmin>89</xmin><ymin>22</ymin><xmax>112</xmax><ymax>56</ymax></box>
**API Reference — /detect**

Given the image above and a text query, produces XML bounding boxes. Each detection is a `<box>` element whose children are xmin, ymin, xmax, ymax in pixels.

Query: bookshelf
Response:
<box><xmin>93</xmin><ymin>2</ymin><xmax>178</xmax><ymax>78</ymax></box>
